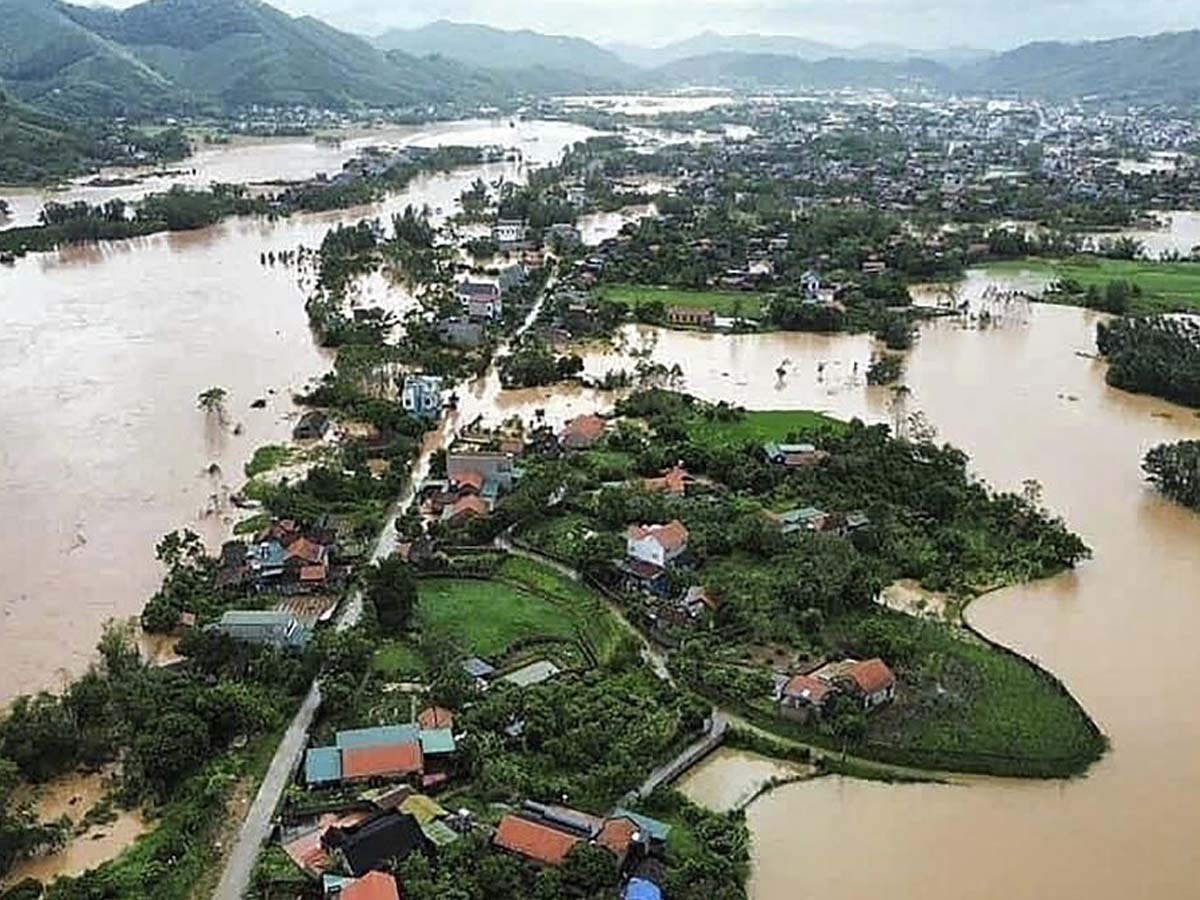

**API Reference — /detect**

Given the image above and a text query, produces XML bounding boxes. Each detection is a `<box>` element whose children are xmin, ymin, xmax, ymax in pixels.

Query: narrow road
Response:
<box><xmin>212</xmin><ymin>261</ymin><xmax>559</xmax><ymax>899</ymax></box>
<box><xmin>213</xmin><ymin>682</ymin><xmax>321</xmax><ymax>900</ymax></box>
<box><xmin>629</xmin><ymin>710</ymin><xmax>729</xmax><ymax>801</ymax></box>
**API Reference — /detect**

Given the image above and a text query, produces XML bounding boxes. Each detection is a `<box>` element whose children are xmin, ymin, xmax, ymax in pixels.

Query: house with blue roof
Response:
<box><xmin>336</xmin><ymin>724</ymin><xmax>420</xmax><ymax>749</ymax></box>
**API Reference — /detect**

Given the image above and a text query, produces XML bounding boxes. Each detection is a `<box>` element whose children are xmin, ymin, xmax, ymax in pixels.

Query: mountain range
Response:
<box><xmin>2</xmin><ymin>0</ymin><xmax>1200</xmax><ymax>121</ymax></box>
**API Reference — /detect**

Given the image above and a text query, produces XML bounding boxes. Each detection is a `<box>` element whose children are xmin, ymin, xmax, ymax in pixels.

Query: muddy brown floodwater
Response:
<box><xmin>0</xmin><ymin>119</ymin><xmax>598</xmax><ymax>705</ymax></box>
<box><xmin>671</xmin><ymin>284</ymin><xmax>1200</xmax><ymax>900</ymax></box>
<box><xmin>6</xmin><ymin>115</ymin><xmax>1200</xmax><ymax>898</ymax></box>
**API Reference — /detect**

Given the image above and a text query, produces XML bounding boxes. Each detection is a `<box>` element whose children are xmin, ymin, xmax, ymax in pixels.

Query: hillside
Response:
<box><xmin>0</xmin><ymin>0</ymin><xmax>522</xmax><ymax>116</ymax></box>
<box><xmin>0</xmin><ymin>89</ymin><xmax>189</xmax><ymax>183</ymax></box>
<box><xmin>960</xmin><ymin>30</ymin><xmax>1200</xmax><ymax>104</ymax></box>
<box><xmin>613</xmin><ymin>32</ymin><xmax>993</xmax><ymax>69</ymax></box>
<box><xmin>374</xmin><ymin>19</ymin><xmax>634</xmax><ymax>85</ymax></box>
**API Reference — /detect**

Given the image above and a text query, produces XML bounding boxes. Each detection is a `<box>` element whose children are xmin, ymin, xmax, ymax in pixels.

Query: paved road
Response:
<box><xmin>211</xmin><ymin>262</ymin><xmax>559</xmax><ymax>899</ymax></box>
<box><xmin>212</xmin><ymin>682</ymin><xmax>321</xmax><ymax>900</ymax></box>
<box><xmin>631</xmin><ymin>710</ymin><xmax>728</xmax><ymax>801</ymax></box>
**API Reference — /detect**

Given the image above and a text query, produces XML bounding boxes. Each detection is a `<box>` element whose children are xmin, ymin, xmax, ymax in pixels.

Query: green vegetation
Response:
<box><xmin>372</xmin><ymin>639</ymin><xmax>427</xmax><ymax>679</ymax></box>
<box><xmin>244</xmin><ymin>445</ymin><xmax>292</xmax><ymax>478</ymax></box>
<box><xmin>0</xmin><ymin>91</ymin><xmax>189</xmax><ymax>185</ymax></box>
<box><xmin>501</xmin><ymin>390</ymin><xmax>1098</xmax><ymax>776</ymax></box>
<box><xmin>987</xmin><ymin>257</ymin><xmax>1200</xmax><ymax>314</ymax></box>
<box><xmin>1097</xmin><ymin>315</ymin><xmax>1200</xmax><ymax>408</ymax></box>
<box><xmin>598</xmin><ymin>283</ymin><xmax>770</xmax><ymax>318</ymax></box>
<box><xmin>685</xmin><ymin>406</ymin><xmax>846</xmax><ymax>452</ymax></box>
<box><xmin>417</xmin><ymin>578</ymin><xmax>576</xmax><ymax>658</ymax></box>
<box><xmin>1143</xmin><ymin>441</ymin><xmax>1200</xmax><ymax>509</ymax></box>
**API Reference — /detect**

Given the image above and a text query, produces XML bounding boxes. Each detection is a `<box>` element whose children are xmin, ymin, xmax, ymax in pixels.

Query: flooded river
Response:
<box><xmin>687</xmin><ymin>292</ymin><xmax>1200</xmax><ymax>900</ymax></box>
<box><xmin>5</xmin><ymin>117</ymin><xmax>1200</xmax><ymax>899</ymax></box>
<box><xmin>0</xmin><ymin>119</ymin><xmax>597</xmax><ymax>704</ymax></box>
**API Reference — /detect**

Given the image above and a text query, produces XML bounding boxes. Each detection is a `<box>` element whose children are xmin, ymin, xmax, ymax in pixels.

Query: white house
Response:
<box><xmin>626</xmin><ymin>521</ymin><xmax>689</xmax><ymax>568</ymax></box>
<box><xmin>492</xmin><ymin>218</ymin><xmax>528</xmax><ymax>246</ymax></box>
<box><xmin>456</xmin><ymin>281</ymin><xmax>502</xmax><ymax>321</ymax></box>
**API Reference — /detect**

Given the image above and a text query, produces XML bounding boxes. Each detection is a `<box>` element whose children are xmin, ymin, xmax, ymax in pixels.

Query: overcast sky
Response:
<box><xmin>103</xmin><ymin>0</ymin><xmax>1200</xmax><ymax>48</ymax></box>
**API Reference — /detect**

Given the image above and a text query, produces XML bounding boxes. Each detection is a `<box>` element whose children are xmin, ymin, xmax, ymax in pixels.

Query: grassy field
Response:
<box><xmin>499</xmin><ymin>557</ymin><xmax>630</xmax><ymax>665</ymax></box>
<box><xmin>372</xmin><ymin>639</ymin><xmax>427</xmax><ymax>679</ymax></box>
<box><xmin>417</xmin><ymin>578</ymin><xmax>575</xmax><ymax>658</ymax></box>
<box><xmin>687</xmin><ymin>409</ymin><xmax>846</xmax><ymax>452</ymax></box>
<box><xmin>986</xmin><ymin>257</ymin><xmax>1200</xmax><ymax>314</ymax></box>
<box><xmin>598</xmin><ymin>283</ymin><xmax>770</xmax><ymax>318</ymax></box>
<box><xmin>723</xmin><ymin>608</ymin><xmax>1106</xmax><ymax>778</ymax></box>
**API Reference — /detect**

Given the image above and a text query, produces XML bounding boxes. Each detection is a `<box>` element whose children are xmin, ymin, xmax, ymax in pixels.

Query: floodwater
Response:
<box><xmin>0</xmin><ymin>118</ymin><xmax>592</xmax><ymax>228</ymax></box>
<box><xmin>681</xmin><ymin>280</ymin><xmax>1200</xmax><ymax>900</ymax></box>
<box><xmin>1110</xmin><ymin>210</ymin><xmax>1200</xmax><ymax>258</ymax></box>
<box><xmin>0</xmin><ymin>119</ymin><xmax>598</xmax><ymax>705</ymax></box>
<box><xmin>677</xmin><ymin>748</ymin><xmax>810</xmax><ymax>812</ymax></box>
<box><xmin>7</xmin><ymin>114</ymin><xmax>1200</xmax><ymax>898</ymax></box>
<box><xmin>2</xmin><ymin>770</ymin><xmax>148</xmax><ymax>887</ymax></box>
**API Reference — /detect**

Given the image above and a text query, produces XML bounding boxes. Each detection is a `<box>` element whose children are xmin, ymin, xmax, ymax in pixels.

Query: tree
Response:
<box><xmin>128</xmin><ymin>711</ymin><xmax>209</xmax><ymax>798</ymax></box>
<box><xmin>562</xmin><ymin>841</ymin><xmax>619</xmax><ymax>894</ymax></box>
<box><xmin>196</xmin><ymin>386</ymin><xmax>228</xmax><ymax>422</ymax></box>
<box><xmin>367</xmin><ymin>557</ymin><xmax>418</xmax><ymax>636</ymax></box>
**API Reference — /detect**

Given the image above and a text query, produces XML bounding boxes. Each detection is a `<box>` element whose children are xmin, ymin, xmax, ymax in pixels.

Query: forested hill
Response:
<box><xmin>0</xmin><ymin>0</ymin><xmax>568</xmax><ymax>117</ymax></box>
<box><xmin>374</xmin><ymin>20</ymin><xmax>635</xmax><ymax>85</ymax></box>
<box><xmin>957</xmin><ymin>30</ymin><xmax>1200</xmax><ymax>104</ymax></box>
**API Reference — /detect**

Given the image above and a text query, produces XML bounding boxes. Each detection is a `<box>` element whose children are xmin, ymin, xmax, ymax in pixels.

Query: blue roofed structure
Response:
<box><xmin>611</xmin><ymin>808</ymin><xmax>672</xmax><ymax>844</ymax></box>
<box><xmin>336</xmin><ymin>724</ymin><xmax>420</xmax><ymax>749</ymax></box>
<box><xmin>418</xmin><ymin>728</ymin><xmax>456</xmax><ymax>756</ymax></box>
<box><xmin>304</xmin><ymin>746</ymin><xmax>342</xmax><ymax>785</ymax></box>
<box><xmin>625</xmin><ymin>878</ymin><xmax>663</xmax><ymax>900</ymax></box>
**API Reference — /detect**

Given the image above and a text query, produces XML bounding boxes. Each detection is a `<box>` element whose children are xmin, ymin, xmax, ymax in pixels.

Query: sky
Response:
<box><xmin>100</xmin><ymin>0</ymin><xmax>1200</xmax><ymax>49</ymax></box>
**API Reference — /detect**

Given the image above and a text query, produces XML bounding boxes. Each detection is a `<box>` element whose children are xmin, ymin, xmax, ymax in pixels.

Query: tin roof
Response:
<box><xmin>304</xmin><ymin>746</ymin><xmax>343</xmax><ymax>785</ymax></box>
<box><xmin>336</xmin><ymin>724</ymin><xmax>419</xmax><ymax>749</ymax></box>
<box><xmin>493</xmin><ymin>815</ymin><xmax>581</xmax><ymax>866</ymax></box>
<box><xmin>418</xmin><ymin>728</ymin><xmax>457</xmax><ymax>755</ymax></box>
<box><xmin>342</xmin><ymin>743</ymin><xmax>424</xmax><ymax>780</ymax></box>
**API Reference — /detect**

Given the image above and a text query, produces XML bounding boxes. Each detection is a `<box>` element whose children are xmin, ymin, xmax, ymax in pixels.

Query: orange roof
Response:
<box><xmin>628</xmin><ymin>520</ymin><xmax>689</xmax><ymax>552</ymax></box>
<box><xmin>783</xmin><ymin>674</ymin><xmax>833</xmax><ymax>704</ymax></box>
<box><xmin>493</xmin><ymin>815</ymin><xmax>581</xmax><ymax>866</ymax></box>
<box><xmin>299</xmin><ymin>564</ymin><xmax>327</xmax><ymax>582</ymax></box>
<box><xmin>417</xmin><ymin>707</ymin><xmax>454</xmax><ymax>730</ymax></box>
<box><xmin>596</xmin><ymin>817</ymin><xmax>639</xmax><ymax>859</ymax></box>
<box><xmin>341</xmin><ymin>871</ymin><xmax>401</xmax><ymax>900</ymax></box>
<box><xmin>342</xmin><ymin>743</ymin><xmax>424</xmax><ymax>780</ymax></box>
<box><xmin>287</xmin><ymin>537</ymin><xmax>326</xmax><ymax>564</ymax></box>
<box><xmin>445</xmin><ymin>495</ymin><xmax>489</xmax><ymax>522</ymax></box>
<box><xmin>846</xmin><ymin>658</ymin><xmax>896</xmax><ymax>695</ymax></box>
<box><xmin>454</xmin><ymin>470</ymin><xmax>485</xmax><ymax>492</ymax></box>
<box><xmin>560</xmin><ymin>414</ymin><xmax>607</xmax><ymax>445</ymax></box>
<box><xmin>281</xmin><ymin>810</ymin><xmax>370</xmax><ymax>877</ymax></box>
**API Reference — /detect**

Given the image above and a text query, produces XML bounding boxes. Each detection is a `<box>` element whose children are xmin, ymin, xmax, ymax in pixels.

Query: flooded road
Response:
<box><xmin>0</xmin><ymin>119</ymin><xmax>598</xmax><ymax>704</ymax></box>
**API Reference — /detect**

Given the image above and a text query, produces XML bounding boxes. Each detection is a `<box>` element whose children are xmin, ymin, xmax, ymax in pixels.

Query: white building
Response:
<box><xmin>626</xmin><ymin>521</ymin><xmax>689</xmax><ymax>568</ymax></box>
<box><xmin>401</xmin><ymin>375</ymin><xmax>444</xmax><ymax>420</ymax></box>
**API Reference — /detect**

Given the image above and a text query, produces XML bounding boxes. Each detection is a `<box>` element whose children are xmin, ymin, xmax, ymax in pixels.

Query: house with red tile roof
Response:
<box><xmin>493</xmin><ymin>814</ymin><xmax>583</xmax><ymax>866</ymax></box>
<box><xmin>441</xmin><ymin>495</ymin><xmax>490</xmax><ymax>525</ymax></box>
<box><xmin>558</xmin><ymin>414</ymin><xmax>608</xmax><ymax>450</ymax></box>
<box><xmin>627</xmin><ymin>521</ymin><xmax>689</xmax><ymax>568</ymax></box>
<box><xmin>779</xmin><ymin>673</ymin><xmax>835</xmax><ymax>722</ymax></box>
<box><xmin>341</xmin><ymin>743</ymin><xmax>425</xmax><ymax>782</ymax></box>
<box><xmin>340</xmin><ymin>872</ymin><xmax>401</xmax><ymax>900</ymax></box>
<box><xmin>417</xmin><ymin>706</ymin><xmax>454</xmax><ymax>730</ymax></box>
<box><xmin>842</xmin><ymin>658</ymin><xmax>897</xmax><ymax>709</ymax></box>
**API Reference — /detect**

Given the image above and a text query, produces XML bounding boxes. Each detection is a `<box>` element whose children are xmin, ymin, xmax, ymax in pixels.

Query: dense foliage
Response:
<box><xmin>1143</xmin><ymin>440</ymin><xmax>1200</xmax><ymax>509</ymax></box>
<box><xmin>1097</xmin><ymin>315</ymin><xmax>1200</xmax><ymax>408</ymax></box>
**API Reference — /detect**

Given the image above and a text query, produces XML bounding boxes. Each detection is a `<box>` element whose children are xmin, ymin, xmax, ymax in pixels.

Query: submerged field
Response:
<box><xmin>987</xmin><ymin>257</ymin><xmax>1200</xmax><ymax>314</ymax></box>
<box><xmin>597</xmin><ymin>283</ymin><xmax>770</xmax><ymax>318</ymax></box>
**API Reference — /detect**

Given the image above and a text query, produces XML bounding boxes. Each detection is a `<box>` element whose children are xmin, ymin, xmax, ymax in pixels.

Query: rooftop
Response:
<box><xmin>493</xmin><ymin>814</ymin><xmax>582</xmax><ymax>866</ymax></box>
<box><xmin>336</xmin><ymin>724</ymin><xmax>420</xmax><ymax>750</ymax></box>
